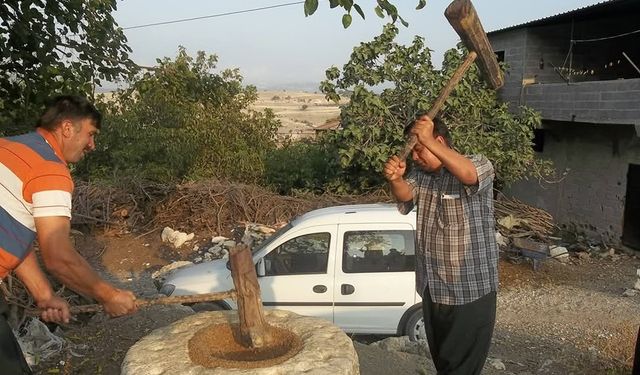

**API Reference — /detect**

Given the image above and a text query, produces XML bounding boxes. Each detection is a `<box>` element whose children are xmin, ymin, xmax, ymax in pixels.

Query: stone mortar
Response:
<box><xmin>121</xmin><ymin>309</ymin><xmax>360</xmax><ymax>375</ymax></box>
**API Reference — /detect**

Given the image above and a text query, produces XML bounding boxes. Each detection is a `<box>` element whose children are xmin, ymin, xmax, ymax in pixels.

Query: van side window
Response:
<box><xmin>263</xmin><ymin>232</ymin><xmax>330</xmax><ymax>276</ymax></box>
<box><xmin>342</xmin><ymin>230</ymin><xmax>415</xmax><ymax>273</ymax></box>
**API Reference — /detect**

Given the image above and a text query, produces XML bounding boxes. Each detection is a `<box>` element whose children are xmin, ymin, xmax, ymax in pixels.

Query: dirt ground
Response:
<box><xmin>31</xmin><ymin>230</ymin><xmax>640</xmax><ymax>375</ymax></box>
<box><xmin>251</xmin><ymin>90</ymin><xmax>347</xmax><ymax>140</ymax></box>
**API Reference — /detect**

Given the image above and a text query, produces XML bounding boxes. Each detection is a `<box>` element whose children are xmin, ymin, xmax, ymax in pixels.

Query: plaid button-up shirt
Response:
<box><xmin>398</xmin><ymin>154</ymin><xmax>498</xmax><ymax>305</ymax></box>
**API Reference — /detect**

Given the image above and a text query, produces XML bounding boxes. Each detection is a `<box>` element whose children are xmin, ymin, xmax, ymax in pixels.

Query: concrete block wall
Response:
<box><xmin>524</xmin><ymin>24</ymin><xmax>573</xmax><ymax>84</ymax></box>
<box><xmin>506</xmin><ymin>124</ymin><xmax>640</xmax><ymax>244</ymax></box>
<box><xmin>488</xmin><ymin>11</ymin><xmax>639</xmax><ymax>111</ymax></box>
<box><xmin>488</xmin><ymin>26</ymin><xmax>570</xmax><ymax>109</ymax></box>
<box><xmin>487</xmin><ymin>30</ymin><xmax>526</xmax><ymax>109</ymax></box>
<box><xmin>522</xmin><ymin>78</ymin><xmax>640</xmax><ymax>124</ymax></box>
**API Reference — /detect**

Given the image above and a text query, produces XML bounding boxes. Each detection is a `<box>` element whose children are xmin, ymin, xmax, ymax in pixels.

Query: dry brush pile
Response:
<box><xmin>72</xmin><ymin>179</ymin><xmax>393</xmax><ymax>235</ymax></box>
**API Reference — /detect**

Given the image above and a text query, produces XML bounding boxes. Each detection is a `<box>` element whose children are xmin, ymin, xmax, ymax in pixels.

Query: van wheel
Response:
<box><xmin>405</xmin><ymin>308</ymin><xmax>426</xmax><ymax>342</ymax></box>
<box><xmin>189</xmin><ymin>302</ymin><xmax>225</xmax><ymax>312</ymax></box>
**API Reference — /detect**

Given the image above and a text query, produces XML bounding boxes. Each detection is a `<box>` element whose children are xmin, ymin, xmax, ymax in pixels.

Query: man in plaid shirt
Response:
<box><xmin>384</xmin><ymin>115</ymin><xmax>498</xmax><ymax>375</ymax></box>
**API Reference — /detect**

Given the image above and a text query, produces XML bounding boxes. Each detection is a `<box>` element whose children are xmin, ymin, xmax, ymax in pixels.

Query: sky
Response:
<box><xmin>112</xmin><ymin>0</ymin><xmax>605</xmax><ymax>91</ymax></box>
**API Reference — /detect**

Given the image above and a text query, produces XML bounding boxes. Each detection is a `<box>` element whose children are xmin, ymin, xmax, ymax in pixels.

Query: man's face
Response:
<box><xmin>62</xmin><ymin>119</ymin><xmax>99</xmax><ymax>163</ymax></box>
<box><xmin>411</xmin><ymin>137</ymin><xmax>445</xmax><ymax>172</ymax></box>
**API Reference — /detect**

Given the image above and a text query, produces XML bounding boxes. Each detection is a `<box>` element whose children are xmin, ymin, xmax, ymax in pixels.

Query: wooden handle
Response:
<box><xmin>28</xmin><ymin>290</ymin><xmax>237</xmax><ymax>315</ymax></box>
<box><xmin>400</xmin><ymin>51</ymin><xmax>477</xmax><ymax>160</ymax></box>
<box><xmin>230</xmin><ymin>245</ymin><xmax>274</xmax><ymax>348</ymax></box>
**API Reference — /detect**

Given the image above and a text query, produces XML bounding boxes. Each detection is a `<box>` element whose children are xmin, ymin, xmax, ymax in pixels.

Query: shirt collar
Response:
<box><xmin>36</xmin><ymin>128</ymin><xmax>67</xmax><ymax>165</ymax></box>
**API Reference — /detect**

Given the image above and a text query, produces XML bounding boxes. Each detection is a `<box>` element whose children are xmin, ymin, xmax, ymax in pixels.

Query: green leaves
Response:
<box><xmin>0</xmin><ymin>0</ymin><xmax>137</xmax><ymax>135</ymax></box>
<box><xmin>353</xmin><ymin>4</ymin><xmax>365</xmax><ymax>19</ymax></box>
<box><xmin>342</xmin><ymin>14</ymin><xmax>352</xmax><ymax>28</ymax></box>
<box><xmin>318</xmin><ymin>24</ymin><xmax>552</xmax><ymax>192</ymax></box>
<box><xmin>304</xmin><ymin>0</ymin><xmax>319</xmax><ymax>16</ymax></box>
<box><xmin>265</xmin><ymin>139</ymin><xmax>338</xmax><ymax>195</ymax></box>
<box><xmin>306</xmin><ymin>1</ymin><xmax>425</xmax><ymax>28</ymax></box>
<box><xmin>76</xmin><ymin>48</ymin><xmax>279</xmax><ymax>184</ymax></box>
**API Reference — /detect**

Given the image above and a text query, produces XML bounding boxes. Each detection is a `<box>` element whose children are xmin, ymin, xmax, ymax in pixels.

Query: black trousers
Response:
<box><xmin>633</xmin><ymin>327</ymin><xmax>640</xmax><ymax>375</ymax></box>
<box><xmin>0</xmin><ymin>294</ymin><xmax>32</xmax><ymax>375</ymax></box>
<box><xmin>422</xmin><ymin>287</ymin><xmax>497</xmax><ymax>375</ymax></box>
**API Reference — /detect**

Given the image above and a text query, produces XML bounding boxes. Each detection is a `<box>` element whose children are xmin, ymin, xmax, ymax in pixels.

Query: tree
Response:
<box><xmin>0</xmin><ymin>0</ymin><xmax>136</xmax><ymax>135</ymax></box>
<box><xmin>319</xmin><ymin>24</ymin><xmax>552</xmax><ymax>192</ymax></box>
<box><xmin>78</xmin><ymin>48</ymin><xmax>279</xmax><ymax>183</ymax></box>
<box><xmin>304</xmin><ymin>0</ymin><xmax>426</xmax><ymax>28</ymax></box>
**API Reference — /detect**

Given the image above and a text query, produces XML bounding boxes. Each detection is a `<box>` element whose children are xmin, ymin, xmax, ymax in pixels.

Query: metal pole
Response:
<box><xmin>622</xmin><ymin>52</ymin><xmax>640</xmax><ymax>75</ymax></box>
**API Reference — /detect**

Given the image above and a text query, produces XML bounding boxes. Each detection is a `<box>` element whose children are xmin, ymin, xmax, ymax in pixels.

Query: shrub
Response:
<box><xmin>77</xmin><ymin>48</ymin><xmax>279</xmax><ymax>184</ymax></box>
<box><xmin>265</xmin><ymin>140</ymin><xmax>338</xmax><ymax>194</ymax></box>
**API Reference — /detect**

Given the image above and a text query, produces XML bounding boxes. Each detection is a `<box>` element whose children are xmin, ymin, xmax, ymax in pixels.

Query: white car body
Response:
<box><xmin>160</xmin><ymin>204</ymin><xmax>424</xmax><ymax>338</ymax></box>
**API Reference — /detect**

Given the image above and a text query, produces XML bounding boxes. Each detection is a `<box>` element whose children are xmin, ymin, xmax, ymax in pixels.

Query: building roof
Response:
<box><xmin>488</xmin><ymin>0</ymin><xmax>639</xmax><ymax>34</ymax></box>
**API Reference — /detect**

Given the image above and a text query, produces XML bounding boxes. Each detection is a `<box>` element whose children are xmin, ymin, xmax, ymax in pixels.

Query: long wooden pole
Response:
<box><xmin>229</xmin><ymin>244</ymin><xmax>274</xmax><ymax>348</ymax></box>
<box><xmin>28</xmin><ymin>290</ymin><xmax>237</xmax><ymax>315</ymax></box>
<box><xmin>400</xmin><ymin>51</ymin><xmax>477</xmax><ymax>160</ymax></box>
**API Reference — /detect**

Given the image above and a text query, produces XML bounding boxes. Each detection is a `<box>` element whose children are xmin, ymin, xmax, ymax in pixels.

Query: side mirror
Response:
<box><xmin>255</xmin><ymin>258</ymin><xmax>266</xmax><ymax>277</ymax></box>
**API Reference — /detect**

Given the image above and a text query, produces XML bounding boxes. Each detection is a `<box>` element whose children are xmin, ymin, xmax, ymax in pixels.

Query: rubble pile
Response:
<box><xmin>152</xmin><ymin>223</ymin><xmax>279</xmax><ymax>284</ymax></box>
<box><xmin>491</xmin><ymin>195</ymin><xmax>631</xmax><ymax>270</ymax></box>
<box><xmin>199</xmin><ymin>223</ymin><xmax>274</xmax><ymax>260</ymax></box>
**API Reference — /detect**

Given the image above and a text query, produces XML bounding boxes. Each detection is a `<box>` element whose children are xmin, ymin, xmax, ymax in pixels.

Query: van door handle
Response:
<box><xmin>313</xmin><ymin>285</ymin><xmax>327</xmax><ymax>293</ymax></box>
<box><xmin>341</xmin><ymin>284</ymin><xmax>355</xmax><ymax>295</ymax></box>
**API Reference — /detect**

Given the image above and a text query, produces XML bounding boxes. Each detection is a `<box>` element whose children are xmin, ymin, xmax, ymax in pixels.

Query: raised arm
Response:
<box><xmin>411</xmin><ymin>116</ymin><xmax>478</xmax><ymax>186</ymax></box>
<box><xmin>383</xmin><ymin>155</ymin><xmax>414</xmax><ymax>202</ymax></box>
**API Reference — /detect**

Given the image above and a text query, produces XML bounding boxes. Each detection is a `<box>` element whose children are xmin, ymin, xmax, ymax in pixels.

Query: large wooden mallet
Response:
<box><xmin>400</xmin><ymin>0</ymin><xmax>504</xmax><ymax>160</ymax></box>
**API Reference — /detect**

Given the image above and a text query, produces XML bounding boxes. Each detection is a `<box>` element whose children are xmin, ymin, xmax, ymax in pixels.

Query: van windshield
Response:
<box><xmin>251</xmin><ymin>222</ymin><xmax>293</xmax><ymax>255</ymax></box>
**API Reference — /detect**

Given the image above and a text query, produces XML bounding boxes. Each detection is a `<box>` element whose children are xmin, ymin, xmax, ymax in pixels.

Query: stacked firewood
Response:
<box><xmin>494</xmin><ymin>195</ymin><xmax>556</xmax><ymax>238</ymax></box>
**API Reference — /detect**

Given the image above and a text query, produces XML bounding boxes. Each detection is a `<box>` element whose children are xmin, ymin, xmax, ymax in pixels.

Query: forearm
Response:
<box><xmin>40</xmin><ymin>233</ymin><xmax>115</xmax><ymax>303</ymax></box>
<box><xmin>425</xmin><ymin>140</ymin><xmax>478</xmax><ymax>185</ymax></box>
<box><xmin>388</xmin><ymin>178</ymin><xmax>414</xmax><ymax>202</ymax></box>
<box><xmin>13</xmin><ymin>251</ymin><xmax>54</xmax><ymax>302</ymax></box>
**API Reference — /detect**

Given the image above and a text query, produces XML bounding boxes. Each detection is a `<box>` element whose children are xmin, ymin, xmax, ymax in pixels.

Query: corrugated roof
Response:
<box><xmin>488</xmin><ymin>0</ymin><xmax>637</xmax><ymax>34</ymax></box>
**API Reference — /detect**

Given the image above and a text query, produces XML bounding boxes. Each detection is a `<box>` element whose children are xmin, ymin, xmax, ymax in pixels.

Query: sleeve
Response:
<box><xmin>32</xmin><ymin>190</ymin><xmax>72</xmax><ymax>218</ymax></box>
<box><xmin>397</xmin><ymin>169</ymin><xmax>418</xmax><ymax>215</ymax></box>
<box><xmin>24</xmin><ymin>161</ymin><xmax>74</xmax><ymax>218</ymax></box>
<box><xmin>463</xmin><ymin>155</ymin><xmax>494</xmax><ymax>196</ymax></box>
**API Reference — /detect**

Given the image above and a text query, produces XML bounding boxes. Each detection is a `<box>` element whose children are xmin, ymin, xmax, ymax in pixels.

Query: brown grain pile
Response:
<box><xmin>188</xmin><ymin>323</ymin><xmax>302</xmax><ymax>369</ymax></box>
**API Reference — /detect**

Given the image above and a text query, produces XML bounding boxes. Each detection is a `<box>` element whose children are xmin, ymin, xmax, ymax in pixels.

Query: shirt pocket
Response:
<box><xmin>437</xmin><ymin>193</ymin><xmax>464</xmax><ymax>228</ymax></box>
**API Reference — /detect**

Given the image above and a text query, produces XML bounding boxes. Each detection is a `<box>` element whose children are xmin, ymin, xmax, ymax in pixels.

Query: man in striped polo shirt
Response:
<box><xmin>384</xmin><ymin>115</ymin><xmax>498</xmax><ymax>375</ymax></box>
<box><xmin>0</xmin><ymin>96</ymin><xmax>137</xmax><ymax>374</ymax></box>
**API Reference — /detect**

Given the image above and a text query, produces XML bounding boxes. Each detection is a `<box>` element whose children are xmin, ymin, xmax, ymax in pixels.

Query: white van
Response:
<box><xmin>159</xmin><ymin>203</ymin><xmax>425</xmax><ymax>341</ymax></box>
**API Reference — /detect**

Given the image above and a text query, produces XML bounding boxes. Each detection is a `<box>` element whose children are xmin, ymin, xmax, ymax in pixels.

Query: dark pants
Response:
<box><xmin>0</xmin><ymin>294</ymin><xmax>32</xmax><ymax>375</ymax></box>
<box><xmin>633</xmin><ymin>327</ymin><xmax>640</xmax><ymax>375</ymax></box>
<box><xmin>422</xmin><ymin>287</ymin><xmax>496</xmax><ymax>375</ymax></box>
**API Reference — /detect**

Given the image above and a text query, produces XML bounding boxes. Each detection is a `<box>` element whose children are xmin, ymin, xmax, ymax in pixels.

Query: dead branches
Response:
<box><xmin>494</xmin><ymin>194</ymin><xmax>556</xmax><ymax>238</ymax></box>
<box><xmin>71</xmin><ymin>180</ymin><xmax>172</xmax><ymax>232</ymax></box>
<box><xmin>151</xmin><ymin>180</ymin><xmax>390</xmax><ymax>235</ymax></box>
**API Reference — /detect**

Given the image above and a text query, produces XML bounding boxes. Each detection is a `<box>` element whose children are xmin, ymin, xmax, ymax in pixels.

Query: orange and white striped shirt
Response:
<box><xmin>0</xmin><ymin>128</ymin><xmax>73</xmax><ymax>278</ymax></box>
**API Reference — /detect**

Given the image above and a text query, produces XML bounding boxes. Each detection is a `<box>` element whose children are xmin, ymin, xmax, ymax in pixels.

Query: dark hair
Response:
<box><xmin>432</xmin><ymin>116</ymin><xmax>452</xmax><ymax>146</ymax></box>
<box><xmin>36</xmin><ymin>95</ymin><xmax>102</xmax><ymax>130</ymax></box>
<box><xmin>405</xmin><ymin>114</ymin><xmax>452</xmax><ymax>146</ymax></box>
